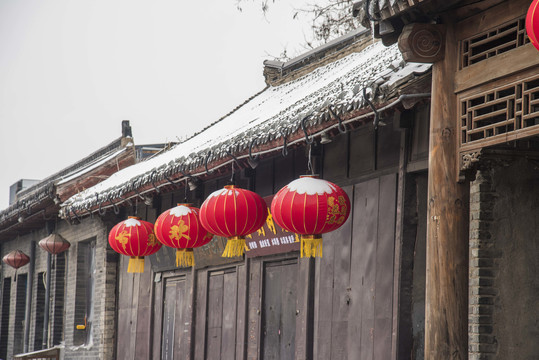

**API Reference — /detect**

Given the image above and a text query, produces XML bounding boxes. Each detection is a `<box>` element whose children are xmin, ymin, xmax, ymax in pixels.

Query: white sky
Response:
<box><xmin>0</xmin><ymin>0</ymin><xmax>313</xmax><ymax>209</ymax></box>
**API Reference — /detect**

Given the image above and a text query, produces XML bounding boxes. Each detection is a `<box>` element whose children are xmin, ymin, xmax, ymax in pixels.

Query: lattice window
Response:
<box><xmin>460</xmin><ymin>16</ymin><xmax>529</xmax><ymax>69</ymax></box>
<box><xmin>460</xmin><ymin>74</ymin><xmax>539</xmax><ymax>147</ymax></box>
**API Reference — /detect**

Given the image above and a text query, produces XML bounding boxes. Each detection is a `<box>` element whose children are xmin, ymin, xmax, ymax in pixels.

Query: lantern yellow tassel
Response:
<box><xmin>128</xmin><ymin>256</ymin><xmax>145</xmax><ymax>273</ymax></box>
<box><xmin>222</xmin><ymin>236</ymin><xmax>245</xmax><ymax>257</ymax></box>
<box><xmin>300</xmin><ymin>235</ymin><xmax>323</xmax><ymax>258</ymax></box>
<box><xmin>176</xmin><ymin>249</ymin><xmax>195</xmax><ymax>267</ymax></box>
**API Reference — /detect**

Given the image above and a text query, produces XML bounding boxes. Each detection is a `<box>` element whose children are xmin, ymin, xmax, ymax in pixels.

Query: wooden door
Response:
<box><xmin>161</xmin><ymin>276</ymin><xmax>187</xmax><ymax>360</ymax></box>
<box><xmin>261</xmin><ymin>258</ymin><xmax>298</xmax><ymax>360</ymax></box>
<box><xmin>205</xmin><ymin>268</ymin><xmax>238</xmax><ymax>360</ymax></box>
<box><xmin>313</xmin><ymin>175</ymin><xmax>397</xmax><ymax>360</ymax></box>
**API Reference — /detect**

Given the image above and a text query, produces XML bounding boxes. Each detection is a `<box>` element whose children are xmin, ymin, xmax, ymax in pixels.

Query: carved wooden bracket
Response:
<box><xmin>398</xmin><ymin>23</ymin><xmax>446</xmax><ymax>63</ymax></box>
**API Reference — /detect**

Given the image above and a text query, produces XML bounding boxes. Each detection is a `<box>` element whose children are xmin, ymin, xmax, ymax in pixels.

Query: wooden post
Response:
<box><xmin>425</xmin><ymin>22</ymin><xmax>469</xmax><ymax>359</ymax></box>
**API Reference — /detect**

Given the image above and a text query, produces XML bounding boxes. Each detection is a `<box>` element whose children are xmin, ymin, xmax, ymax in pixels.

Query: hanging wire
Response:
<box><xmin>301</xmin><ymin>116</ymin><xmax>314</xmax><ymax>144</ymax></box>
<box><xmin>183</xmin><ymin>178</ymin><xmax>189</xmax><ymax>203</ymax></box>
<box><xmin>230</xmin><ymin>161</ymin><xmax>235</xmax><ymax>184</ymax></box>
<box><xmin>307</xmin><ymin>144</ymin><xmax>314</xmax><ymax>175</ymax></box>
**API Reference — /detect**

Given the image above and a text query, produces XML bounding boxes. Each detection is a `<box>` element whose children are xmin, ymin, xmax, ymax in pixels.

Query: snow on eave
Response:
<box><xmin>57</xmin><ymin>148</ymin><xmax>127</xmax><ymax>185</ymax></box>
<box><xmin>61</xmin><ymin>42</ymin><xmax>431</xmax><ymax>215</ymax></box>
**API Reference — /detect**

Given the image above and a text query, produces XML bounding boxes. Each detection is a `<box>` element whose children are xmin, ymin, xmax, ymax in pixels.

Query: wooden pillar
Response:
<box><xmin>425</xmin><ymin>23</ymin><xmax>469</xmax><ymax>359</ymax></box>
<box><xmin>398</xmin><ymin>20</ymin><xmax>469</xmax><ymax>358</ymax></box>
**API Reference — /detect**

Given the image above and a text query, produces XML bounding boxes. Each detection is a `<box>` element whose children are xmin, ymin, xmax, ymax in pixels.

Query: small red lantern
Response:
<box><xmin>38</xmin><ymin>233</ymin><xmax>71</xmax><ymax>255</ymax></box>
<box><xmin>108</xmin><ymin>216</ymin><xmax>161</xmax><ymax>273</ymax></box>
<box><xmin>200</xmin><ymin>185</ymin><xmax>268</xmax><ymax>257</ymax></box>
<box><xmin>154</xmin><ymin>204</ymin><xmax>213</xmax><ymax>267</ymax></box>
<box><xmin>2</xmin><ymin>250</ymin><xmax>30</xmax><ymax>281</ymax></box>
<box><xmin>527</xmin><ymin>0</ymin><xmax>539</xmax><ymax>51</ymax></box>
<box><xmin>271</xmin><ymin>175</ymin><xmax>350</xmax><ymax>258</ymax></box>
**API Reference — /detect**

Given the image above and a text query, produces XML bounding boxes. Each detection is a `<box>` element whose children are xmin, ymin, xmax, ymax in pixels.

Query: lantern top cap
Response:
<box><xmin>224</xmin><ymin>185</ymin><xmax>237</xmax><ymax>190</ymax></box>
<box><xmin>128</xmin><ymin>216</ymin><xmax>140</xmax><ymax>220</ymax></box>
<box><xmin>176</xmin><ymin>203</ymin><xmax>193</xmax><ymax>207</ymax></box>
<box><xmin>300</xmin><ymin>174</ymin><xmax>320</xmax><ymax>179</ymax></box>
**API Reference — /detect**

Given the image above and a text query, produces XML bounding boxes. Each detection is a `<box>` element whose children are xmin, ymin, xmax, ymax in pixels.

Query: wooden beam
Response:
<box><xmin>398</xmin><ymin>23</ymin><xmax>445</xmax><ymax>63</ymax></box>
<box><xmin>425</xmin><ymin>21</ymin><xmax>469</xmax><ymax>359</ymax></box>
<box><xmin>455</xmin><ymin>44</ymin><xmax>539</xmax><ymax>93</ymax></box>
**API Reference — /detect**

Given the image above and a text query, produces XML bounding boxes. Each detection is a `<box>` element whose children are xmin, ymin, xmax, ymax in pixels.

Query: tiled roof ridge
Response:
<box><xmin>182</xmin><ymin>85</ymin><xmax>270</xmax><ymax>146</ymax></box>
<box><xmin>0</xmin><ymin>136</ymin><xmax>125</xmax><ymax>222</ymax></box>
<box><xmin>60</xmin><ymin>43</ymin><xmax>432</xmax><ymax>216</ymax></box>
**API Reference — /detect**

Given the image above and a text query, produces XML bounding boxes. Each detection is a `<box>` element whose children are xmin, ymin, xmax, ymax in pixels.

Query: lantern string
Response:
<box><xmin>184</xmin><ymin>178</ymin><xmax>189</xmax><ymax>203</ymax></box>
<box><xmin>230</xmin><ymin>162</ymin><xmax>235</xmax><ymax>184</ymax></box>
<box><xmin>307</xmin><ymin>144</ymin><xmax>314</xmax><ymax>175</ymax></box>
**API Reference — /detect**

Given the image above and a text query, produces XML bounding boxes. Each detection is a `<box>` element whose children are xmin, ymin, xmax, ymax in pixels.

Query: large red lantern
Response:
<box><xmin>2</xmin><ymin>250</ymin><xmax>30</xmax><ymax>281</ymax></box>
<box><xmin>154</xmin><ymin>204</ymin><xmax>213</xmax><ymax>267</ymax></box>
<box><xmin>271</xmin><ymin>175</ymin><xmax>350</xmax><ymax>258</ymax></box>
<box><xmin>108</xmin><ymin>216</ymin><xmax>161</xmax><ymax>273</ymax></box>
<box><xmin>199</xmin><ymin>185</ymin><xmax>268</xmax><ymax>257</ymax></box>
<box><xmin>38</xmin><ymin>233</ymin><xmax>71</xmax><ymax>255</ymax></box>
<box><xmin>527</xmin><ymin>0</ymin><xmax>539</xmax><ymax>51</ymax></box>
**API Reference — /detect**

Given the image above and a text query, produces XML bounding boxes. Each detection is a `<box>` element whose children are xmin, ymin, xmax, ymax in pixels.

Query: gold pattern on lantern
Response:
<box><xmin>327</xmin><ymin>196</ymin><xmax>348</xmax><ymax>225</ymax></box>
<box><xmin>147</xmin><ymin>233</ymin><xmax>158</xmax><ymax>246</ymax></box>
<box><xmin>169</xmin><ymin>220</ymin><xmax>191</xmax><ymax>242</ymax></box>
<box><xmin>116</xmin><ymin>231</ymin><xmax>130</xmax><ymax>252</ymax></box>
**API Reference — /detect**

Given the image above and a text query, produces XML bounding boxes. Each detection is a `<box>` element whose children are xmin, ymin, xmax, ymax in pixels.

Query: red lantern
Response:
<box><xmin>2</xmin><ymin>250</ymin><xmax>30</xmax><ymax>281</ymax></box>
<box><xmin>527</xmin><ymin>0</ymin><xmax>539</xmax><ymax>51</ymax></box>
<box><xmin>154</xmin><ymin>204</ymin><xmax>213</xmax><ymax>267</ymax></box>
<box><xmin>271</xmin><ymin>175</ymin><xmax>350</xmax><ymax>258</ymax></box>
<box><xmin>38</xmin><ymin>233</ymin><xmax>71</xmax><ymax>255</ymax></box>
<box><xmin>108</xmin><ymin>216</ymin><xmax>161</xmax><ymax>273</ymax></box>
<box><xmin>200</xmin><ymin>185</ymin><xmax>268</xmax><ymax>257</ymax></box>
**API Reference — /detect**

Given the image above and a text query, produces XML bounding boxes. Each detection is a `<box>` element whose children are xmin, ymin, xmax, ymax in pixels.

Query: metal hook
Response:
<box><xmin>71</xmin><ymin>208</ymin><xmax>81</xmax><ymax>223</ymax></box>
<box><xmin>281</xmin><ymin>130</ymin><xmax>289</xmax><ymax>157</ymax></box>
<box><xmin>205</xmin><ymin>151</ymin><xmax>214</xmax><ymax>175</ymax></box>
<box><xmin>301</xmin><ymin>116</ymin><xmax>314</xmax><ymax>145</ymax></box>
<box><xmin>84</xmin><ymin>203</ymin><xmax>93</xmax><ymax>218</ymax></box>
<box><xmin>363</xmin><ymin>87</ymin><xmax>380</xmax><ymax>129</ymax></box>
<box><xmin>328</xmin><ymin>105</ymin><xmax>347</xmax><ymax>134</ymax></box>
<box><xmin>150</xmin><ymin>170</ymin><xmax>160</xmax><ymax>194</ymax></box>
<box><xmin>225</xmin><ymin>146</ymin><xmax>241</xmax><ymax>166</ymax></box>
<box><xmin>98</xmin><ymin>201</ymin><xmax>106</xmax><ymax>216</ymax></box>
<box><xmin>108</xmin><ymin>195</ymin><xmax>120</xmax><ymax>215</ymax></box>
<box><xmin>249</xmin><ymin>138</ymin><xmax>259</xmax><ymax>162</ymax></box>
<box><xmin>163</xmin><ymin>174</ymin><xmax>176</xmax><ymax>186</ymax></box>
<box><xmin>133</xmin><ymin>187</ymin><xmax>145</xmax><ymax>201</ymax></box>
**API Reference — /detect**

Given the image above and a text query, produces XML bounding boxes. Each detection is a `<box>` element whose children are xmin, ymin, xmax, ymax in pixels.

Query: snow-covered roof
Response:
<box><xmin>61</xmin><ymin>41</ymin><xmax>431</xmax><ymax>216</ymax></box>
<box><xmin>353</xmin><ymin>0</ymin><xmax>427</xmax><ymax>26</ymax></box>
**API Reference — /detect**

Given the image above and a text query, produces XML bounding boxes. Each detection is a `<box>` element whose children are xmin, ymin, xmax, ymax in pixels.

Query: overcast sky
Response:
<box><xmin>0</xmin><ymin>0</ymin><xmax>313</xmax><ymax>209</ymax></box>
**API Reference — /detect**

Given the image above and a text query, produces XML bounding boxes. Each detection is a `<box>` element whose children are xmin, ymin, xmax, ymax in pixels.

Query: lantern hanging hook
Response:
<box><xmin>133</xmin><ymin>187</ymin><xmax>145</xmax><ymax>201</ymax></box>
<box><xmin>280</xmin><ymin>129</ymin><xmax>289</xmax><ymax>157</ymax></box>
<box><xmin>71</xmin><ymin>208</ymin><xmax>82</xmax><ymax>223</ymax></box>
<box><xmin>163</xmin><ymin>174</ymin><xmax>176</xmax><ymax>186</ymax></box>
<box><xmin>119</xmin><ymin>195</ymin><xmax>133</xmax><ymax>207</ymax></box>
<box><xmin>205</xmin><ymin>151</ymin><xmax>214</xmax><ymax>175</ymax></box>
<box><xmin>98</xmin><ymin>201</ymin><xmax>106</xmax><ymax>216</ymax></box>
<box><xmin>150</xmin><ymin>170</ymin><xmax>160</xmax><ymax>194</ymax></box>
<box><xmin>248</xmin><ymin>138</ymin><xmax>259</xmax><ymax>162</ymax></box>
<box><xmin>363</xmin><ymin>87</ymin><xmax>380</xmax><ymax>129</ymax></box>
<box><xmin>108</xmin><ymin>195</ymin><xmax>120</xmax><ymax>215</ymax></box>
<box><xmin>301</xmin><ymin>116</ymin><xmax>315</xmax><ymax>145</ymax></box>
<box><xmin>328</xmin><ymin>105</ymin><xmax>347</xmax><ymax>134</ymax></box>
<box><xmin>84</xmin><ymin>203</ymin><xmax>93</xmax><ymax>218</ymax></box>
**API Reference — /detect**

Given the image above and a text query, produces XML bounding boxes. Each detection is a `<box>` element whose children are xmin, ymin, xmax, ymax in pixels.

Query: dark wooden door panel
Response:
<box><xmin>261</xmin><ymin>259</ymin><xmax>298</xmax><ymax>360</ymax></box>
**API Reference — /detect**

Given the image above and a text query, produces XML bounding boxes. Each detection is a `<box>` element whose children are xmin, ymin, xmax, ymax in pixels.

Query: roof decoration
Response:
<box><xmin>61</xmin><ymin>41</ymin><xmax>431</xmax><ymax>217</ymax></box>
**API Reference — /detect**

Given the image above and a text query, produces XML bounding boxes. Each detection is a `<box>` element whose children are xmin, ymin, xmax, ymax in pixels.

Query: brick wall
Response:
<box><xmin>0</xmin><ymin>215</ymin><xmax>118</xmax><ymax>360</ymax></box>
<box><xmin>468</xmin><ymin>156</ymin><xmax>539</xmax><ymax>359</ymax></box>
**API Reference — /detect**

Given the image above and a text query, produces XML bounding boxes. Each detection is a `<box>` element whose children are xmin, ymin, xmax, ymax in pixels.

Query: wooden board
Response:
<box><xmin>261</xmin><ymin>259</ymin><xmax>298</xmax><ymax>360</ymax></box>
